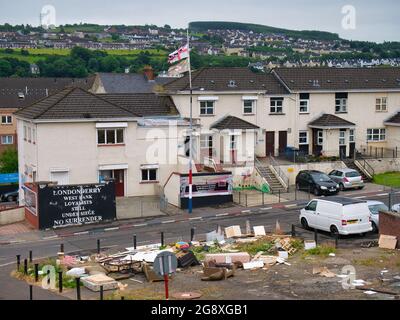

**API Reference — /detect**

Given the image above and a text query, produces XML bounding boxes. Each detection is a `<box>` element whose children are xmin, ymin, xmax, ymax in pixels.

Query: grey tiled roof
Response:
<box><xmin>385</xmin><ymin>112</ymin><xmax>400</xmax><ymax>125</ymax></box>
<box><xmin>14</xmin><ymin>87</ymin><xmax>137</xmax><ymax>120</ymax></box>
<box><xmin>164</xmin><ymin>67</ymin><xmax>289</xmax><ymax>94</ymax></box>
<box><xmin>97</xmin><ymin>73</ymin><xmax>176</xmax><ymax>93</ymax></box>
<box><xmin>99</xmin><ymin>93</ymin><xmax>179</xmax><ymax>117</ymax></box>
<box><xmin>308</xmin><ymin>114</ymin><xmax>356</xmax><ymax>128</ymax></box>
<box><xmin>211</xmin><ymin>116</ymin><xmax>260</xmax><ymax>130</ymax></box>
<box><xmin>0</xmin><ymin>77</ymin><xmax>95</xmax><ymax>109</ymax></box>
<box><xmin>273</xmin><ymin>67</ymin><xmax>400</xmax><ymax>91</ymax></box>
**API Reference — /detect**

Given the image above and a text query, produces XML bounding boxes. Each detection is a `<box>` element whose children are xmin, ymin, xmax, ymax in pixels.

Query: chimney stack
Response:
<box><xmin>143</xmin><ymin>66</ymin><xmax>155</xmax><ymax>81</ymax></box>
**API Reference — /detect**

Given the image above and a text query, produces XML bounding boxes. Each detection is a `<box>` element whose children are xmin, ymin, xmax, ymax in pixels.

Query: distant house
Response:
<box><xmin>90</xmin><ymin>69</ymin><xmax>176</xmax><ymax>94</ymax></box>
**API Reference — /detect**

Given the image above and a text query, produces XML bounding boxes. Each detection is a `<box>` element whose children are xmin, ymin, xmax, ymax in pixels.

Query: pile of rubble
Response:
<box><xmin>56</xmin><ymin>222</ymin><xmax>303</xmax><ymax>293</ymax></box>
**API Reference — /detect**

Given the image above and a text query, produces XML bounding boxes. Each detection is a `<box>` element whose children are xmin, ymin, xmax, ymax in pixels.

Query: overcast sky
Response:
<box><xmin>0</xmin><ymin>0</ymin><xmax>398</xmax><ymax>42</ymax></box>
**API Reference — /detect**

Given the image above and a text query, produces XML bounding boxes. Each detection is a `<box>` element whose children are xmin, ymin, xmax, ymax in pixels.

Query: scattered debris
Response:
<box><xmin>176</xmin><ymin>251</ymin><xmax>200</xmax><ymax>268</ymax></box>
<box><xmin>66</xmin><ymin>267</ymin><xmax>86</xmax><ymax>278</ymax></box>
<box><xmin>171</xmin><ymin>292</ymin><xmax>202</xmax><ymax>300</ymax></box>
<box><xmin>205</xmin><ymin>253</ymin><xmax>251</xmax><ymax>264</ymax></box>
<box><xmin>364</xmin><ymin>291</ymin><xmax>377</xmax><ymax>295</ymax></box>
<box><xmin>313</xmin><ymin>267</ymin><xmax>336</xmax><ymax>278</ymax></box>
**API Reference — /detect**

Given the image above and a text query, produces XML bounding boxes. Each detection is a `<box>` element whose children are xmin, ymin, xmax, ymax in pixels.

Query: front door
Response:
<box><xmin>266</xmin><ymin>131</ymin><xmax>275</xmax><ymax>156</ymax></box>
<box><xmin>312</xmin><ymin>129</ymin><xmax>323</xmax><ymax>156</ymax></box>
<box><xmin>279</xmin><ymin>131</ymin><xmax>288</xmax><ymax>156</ymax></box>
<box><xmin>339</xmin><ymin>146</ymin><xmax>347</xmax><ymax>160</ymax></box>
<box><xmin>349</xmin><ymin>143</ymin><xmax>356</xmax><ymax>159</ymax></box>
<box><xmin>113</xmin><ymin>170</ymin><xmax>125</xmax><ymax>197</ymax></box>
<box><xmin>100</xmin><ymin>169</ymin><xmax>125</xmax><ymax>197</ymax></box>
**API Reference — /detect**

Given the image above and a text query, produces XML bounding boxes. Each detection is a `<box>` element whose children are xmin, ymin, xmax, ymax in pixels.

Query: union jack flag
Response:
<box><xmin>168</xmin><ymin>44</ymin><xmax>189</xmax><ymax>64</ymax></box>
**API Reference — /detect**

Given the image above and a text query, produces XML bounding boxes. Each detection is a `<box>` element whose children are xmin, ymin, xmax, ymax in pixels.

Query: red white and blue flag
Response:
<box><xmin>168</xmin><ymin>44</ymin><xmax>189</xmax><ymax>64</ymax></box>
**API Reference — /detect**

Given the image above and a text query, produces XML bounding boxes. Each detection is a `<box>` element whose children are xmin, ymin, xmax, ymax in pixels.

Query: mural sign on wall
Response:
<box><xmin>29</xmin><ymin>181</ymin><xmax>117</xmax><ymax>229</ymax></box>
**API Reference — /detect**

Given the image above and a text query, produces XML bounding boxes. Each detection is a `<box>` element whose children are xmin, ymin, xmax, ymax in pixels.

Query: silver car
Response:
<box><xmin>367</xmin><ymin>200</ymin><xmax>389</xmax><ymax>233</ymax></box>
<box><xmin>329</xmin><ymin>169</ymin><xmax>365</xmax><ymax>191</ymax></box>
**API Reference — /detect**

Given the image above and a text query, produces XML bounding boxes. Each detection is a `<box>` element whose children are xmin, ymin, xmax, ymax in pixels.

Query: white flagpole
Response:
<box><xmin>187</xmin><ymin>28</ymin><xmax>193</xmax><ymax>214</ymax></box>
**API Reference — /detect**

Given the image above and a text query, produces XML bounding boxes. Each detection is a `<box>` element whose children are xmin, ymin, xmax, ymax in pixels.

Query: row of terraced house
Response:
<box><xmin>7</xmin><ymin>67</ymin><xmax>400</xmax><ymax>207</ymax></box>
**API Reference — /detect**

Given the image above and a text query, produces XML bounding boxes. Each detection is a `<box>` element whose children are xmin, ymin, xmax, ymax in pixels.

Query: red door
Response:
<box><xmin>266</xmin><ymin>132</ymin><xmax>275</xmax><ymax>156</ymax></box>
<box><xmin>113</xmin><ymin>170</ymin><xmax>125</xmax><ymax>197</ymax></box>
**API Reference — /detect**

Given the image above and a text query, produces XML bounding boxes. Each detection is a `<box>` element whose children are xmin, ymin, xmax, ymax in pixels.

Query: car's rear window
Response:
<box><xmin>345</xmin><ymin>172</ymin><xmax>360</xmax><ymax>178</ymax></box>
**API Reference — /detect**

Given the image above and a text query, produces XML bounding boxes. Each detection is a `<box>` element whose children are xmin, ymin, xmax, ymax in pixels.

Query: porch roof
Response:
<box><xmin>211</xmin><ymin>116</ymin><xmax>260</xmax><ymax>130</ymax></box>
<box><xmin>385</xmin><ymin>112</ymin><xmax>400</xmax><ymax>126</ymax></box>
<box><xmin>308</xmin><ymin>113</ymin><xmax>356</xmax><ymax>129</ymax></box>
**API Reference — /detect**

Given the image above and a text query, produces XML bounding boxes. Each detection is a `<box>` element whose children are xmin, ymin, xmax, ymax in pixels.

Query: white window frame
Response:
<box><xmin>335</xmin><ymin>98</ymin><xmax>347</xmax><ymax>113</ymax></box>
<box><xmin>299</xmin><ymin>131</ymin><xmax>309</xmax><ymax>145</ymax></box>
<box><xmin>299</xmin><ymin>99</ymin><xmax>309</xmax><ymax>114</ymax></box>
<box><xmin>97</xmin><ymin>128</ymin><xmax>124</xmax><ymax>145</ymax></box>
<box><xmin>199</xmin><ymin>100</ymin><xmax>215</xmax><ymax>116</ymax></box>
<box><xmin>243</xmin><ymin>99</ymin><xmax>256</xmax><ymax>115</ymax></box>
<box><xmin>270</xmin><ymin>98</ymin><xmax>284</xmax><ymax>114</ymax></box>
<box><xmin>141</xmin><ymin>168</ymin><xmax>158</xmax><ymax>182</ymax></box>
<box><xmin>317</xmin><ymin>131</ymin><xmax>324</xmax><ymax>146</ymax></box>
<box><xmin>349</xmin><ymin>129</ymin><xmax>355</xmax><ymax>143</ymax></box>
<box><xmin>375</xmin><ymin>97</ymin><xmax>388</xmax><ymax>112</ymax></box>
<box><xmin>367</xmin><ymin>128</ymin><xmax>386</xmax><ymax>142</ymax></box>
<box><xmin>1</xmin><ymin>135</ymin><xmax>13</xmax><ymax>145</ymax></box>
<box><xmin>1</xmin><ymin>115</ymin><xmax>12</xmax><ymax>125</ymax></box>
<box><xmin>200</xmin><ymin>135</ymin><xmax>213</xmax><ymax>149</ymax></box>
<box><xmin>339</xmin><ymin>130</ymin><xmax>346</xmax><ymax>146</ymax></box>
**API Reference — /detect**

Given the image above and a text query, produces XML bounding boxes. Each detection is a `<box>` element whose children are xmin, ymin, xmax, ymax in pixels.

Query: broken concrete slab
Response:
<box><xmin>81</xmin><ymin>274</ymin><xmax>118</xmax><ymax>292</ymax></box>
<box><xmin>259</xmin><ymin>256</ymin><xmax>278</xmax><ymax>266</ymax></box>
<box><xmin>243</xmin><ymin>261</ymin><xmax>264</xmax><ymax>270</ymax></box>
<box><xmin>205</xmin><ymin>253</ymin><xmax>251</xmax><ymax>264</ymax></box>
<box><xmin>225</xmin><ymin>226</ymin><xmax>242</xmax><ymax>238</ymax></box>
<box><xmin>379</xmin><ymin>235</ymin><xmax>398</xmax><ymax>250</ymax></box>
<box><xmin>253</xmin><ymin>226</ymin><xmax>266</xmax><ymax>237</ymax></box>
<box><xmin>305</xmin><ymin>241</ymin><xmax>317</xmax><ymax>251</ymax></box>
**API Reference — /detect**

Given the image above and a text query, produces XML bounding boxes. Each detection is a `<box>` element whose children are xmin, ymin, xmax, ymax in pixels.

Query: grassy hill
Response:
<box><xmin>189</xmin><ymin>21</ymin><xmax>340</xmax><ymax>41</ymax></box>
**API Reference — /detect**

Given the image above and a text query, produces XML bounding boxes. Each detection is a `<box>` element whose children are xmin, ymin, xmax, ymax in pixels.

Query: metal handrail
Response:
<box><xmin>355</xmin><ymin>151</ymin><xmax>375</xmax><ymax>178</ymax></box>
<box><xmin>269</xmin><ymin>156</ymin><xmax>290</xmax><ymax>189</ymax></box>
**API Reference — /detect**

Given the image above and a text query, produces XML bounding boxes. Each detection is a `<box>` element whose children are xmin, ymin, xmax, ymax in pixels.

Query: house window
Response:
<box><xmin>376</xmin><ymin>97</ymin><xmax>388</xmax><ymax>112</ymax></box>
<box><xmin>243</xmin><ymin>100</ymin><xmax>256</xmax><ymax>114</ymax></box>
<box><xmin>349</xmin><ymin>129</ymin><xmax>355</xmax><ymax>143</ymax></box>
<box><xmin>339</xmin><ymin>129</ymin><xmax>346</xmax><ymax>146</ymax></box>
<box><xmin>32</xmin><ymin>128</ymin><xmax>36</xmax><ymax>144</ymax></box>
<box><xmin>270</xmin><ymin>98</ymin><xmax>284</xmax><ymax>114</ymax></box>
<box><xmin>230</xmin><ymin>135</ymin><xmax>237</xmax><ymax>150</ymax></box>
<box><xmin>97</xmin><ymin>129</ymin><xmax>124</xmax><ymax>145</ymax></box>
<box><xmin>27</xmin><ymin>127</ymin><xmax>32</xmax><ymax>142</ymax></box>
<box><xmin>1</xmin><ymin>135</ymin><xmax>13</xmax><ymax>145</ymax></box>
<box><xmin>200</xmin><ymin>101</ymin><xmax>215</xmax><ymax>115</ymax></box>
<box><xmin>1</xmin><ymin>116</ymin><xmax>12</xmax><ymax>124</ymax></box>
<box><xmin>299</xmin><ymin>93</ymin><xmax>310</xmax><ymax>114</ymax></box>
<box><xmin>317</xmin><ymin>131</ymin><xmax>324</xmax><ymax>146</ymax></box>
<box><xmin>23</xmin><ymin>125</ymin><xmax>27</xmax><ymax>140</ymax></box>
<box><xmin>200</xmin><ymin>135</ymin><xmax>213</xmax><ymax>149</ymax></box>
<box><xmin>367</xmin><ymin>129</ymin><xmax>386</xmax><ymax>142</ymax></box>
<box><xmin>299</xmin><ymin>131</ymin><xmax>308</xmax><ymax>145</ymax></box>
<box><xmin>141</xmin><ymin>169</ymin><xmax>158</xmax><ymax>182</ymax></box>
<box><xmin>335</xmin><ymin>93</ymin><xmax>348</xmax><ymax>113</ymax></box>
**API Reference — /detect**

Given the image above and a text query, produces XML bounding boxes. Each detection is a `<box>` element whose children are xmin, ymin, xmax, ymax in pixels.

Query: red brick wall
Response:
<box><xmin>379</xmin><ymin>212</ymin><xmax>400</xmax><ymax>249</ymax></box>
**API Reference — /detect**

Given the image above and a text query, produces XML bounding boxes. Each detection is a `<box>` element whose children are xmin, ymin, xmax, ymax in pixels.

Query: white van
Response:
<box><xmin>300</xmin><ymin>197</ymin><xmax>372</xmax><ymax>236</ymax></box>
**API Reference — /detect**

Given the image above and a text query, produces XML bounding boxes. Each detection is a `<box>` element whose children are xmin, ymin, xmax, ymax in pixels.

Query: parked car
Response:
<box><xmin>300</xmin><ymin>197</ymin><xmax>373</xmax><ymax>236</ymax></box>
<box><xmin>296</xmin><ymin>170</ymin><xmax>339</xmax><ymax>196</ymax></box>
<box><xmin>0</xmin><ymin>190</ymin><xmax>19</xmax><ymax>203</ymax></box>
<box><xmin>392</xmin><ymin>204</ymin><xmax>400</xmax><ymax>213</ymax></box>
<box><xmin>328</xmin><ymin>169</ymin><xmax>365</xmax><ymax>191</ymax></box>
<box><xmin>367</xmin><ymin>200</ymin><xmax>389</xmax><ymax>233</ymax></box>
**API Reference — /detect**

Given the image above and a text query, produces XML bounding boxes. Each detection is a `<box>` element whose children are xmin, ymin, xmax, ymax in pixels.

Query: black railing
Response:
<box><xmin>359</xmin><ymin>145</ymin><xmax>399</xmax><ymax>159</ymax></box>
